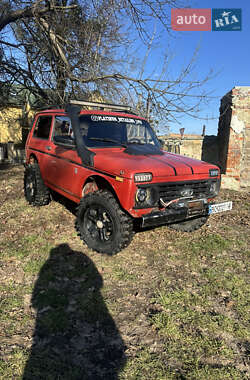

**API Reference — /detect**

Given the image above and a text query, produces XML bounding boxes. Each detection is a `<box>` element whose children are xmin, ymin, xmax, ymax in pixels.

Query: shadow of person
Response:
<box><xmin>23</xmin><ymin>244</ymin><xmax>126</xmax><ymax>380</ymax></box>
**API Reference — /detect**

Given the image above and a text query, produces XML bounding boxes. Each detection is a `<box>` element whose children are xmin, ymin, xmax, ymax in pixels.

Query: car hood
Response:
<box><xmin>93</xmin><ymin>149</ymin><xmax>219</xmax><ymax>178</ymax></box>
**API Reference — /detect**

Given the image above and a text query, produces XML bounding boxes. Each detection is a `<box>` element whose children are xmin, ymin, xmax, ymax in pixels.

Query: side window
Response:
<box><xmin>33</xmin><ymin>116</ymin><xmax>52</xmax><ymax>140</ymax></box>
<box><xmin>53</xmin><ymin>116</ymin><xmax>74</xmax><ymax>144</ymax></box>
<box><xmin>127</xmin><ymin>124</ymin><xmax>144</xmax><ymax>142</ymax></box>
<box><xmin>127</xmin><ymin>124</ymin><xmax>154</xmax><ymax>144</ymax></box>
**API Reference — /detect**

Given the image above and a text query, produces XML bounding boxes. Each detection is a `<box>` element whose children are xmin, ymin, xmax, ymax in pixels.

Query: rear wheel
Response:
<box><xmin>76</xmin><ymin>190</ymin><xmax>133</xmax><ymax>254</ymax></box>
<box><xmin>24</xmin><ymin>163</ymin><xmax>50</xmax><ymax>206</ymax></box>
<box><xmin>168</xmin><ymin>215</ymin><xmax>208</xmax><ymax>232</ymax></box>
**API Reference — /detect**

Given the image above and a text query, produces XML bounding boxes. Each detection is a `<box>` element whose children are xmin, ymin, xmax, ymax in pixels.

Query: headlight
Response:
<box><xmin>136</xmin><ymin>188</ymin><xmax>149</xmax><ymax>203</ymax></box>
<box><xmin>135</xmin><ymin>186</ymin><xmax>158</xmax><ymax>207</ymax></box>
<box><xmin>209</xmin><ymin>168</ymin><xmax>219</xmax><ymax>177</ymax></box>
<box><xmin>209</xmin><ymin>180</ymin><xmax>220</xmax><ymax>195</ymax></box>
<box><xmin>134</xmin><ymin>173</ymin><xmax>152</xmax><ymax>182</ymax></box>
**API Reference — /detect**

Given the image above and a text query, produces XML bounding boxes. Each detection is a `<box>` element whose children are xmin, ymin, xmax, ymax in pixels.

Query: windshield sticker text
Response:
<box><xmin>91</xmin><ymin>115</ymin><xmax>142</xmax><ymax>124</ymax></box>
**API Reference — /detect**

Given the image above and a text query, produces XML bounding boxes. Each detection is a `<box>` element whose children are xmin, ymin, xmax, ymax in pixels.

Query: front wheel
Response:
<box><xmin>168</xmin><ymin>215</ymin><xmax>209</xmax><ymax>232</ymax></box>
<box><xmin>76</xmin><ymin>190</ymin><xmax>133</xmax><ymax>254</ymax></box>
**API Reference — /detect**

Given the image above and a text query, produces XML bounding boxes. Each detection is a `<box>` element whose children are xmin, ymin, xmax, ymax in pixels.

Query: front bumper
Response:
<box><xmin>141</xmin><ymin>198</ymin><xmax>206</xmax><ymax>228</ymax></box>
<box><xmin>141</xmin><ymin>199</ymin><xmax>232</xmax><ymax>228</ymax></box>
<box><xmin>142</xmin><ymin>206</ymin><xmax>189</xmax><ymax>228</ymax></box>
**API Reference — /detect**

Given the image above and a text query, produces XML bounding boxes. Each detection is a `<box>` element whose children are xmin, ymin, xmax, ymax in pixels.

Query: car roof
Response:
<box><xmin>36</xmin><ymin>109</ymin><xmax>146</xmax><ymax>120</ymax></box>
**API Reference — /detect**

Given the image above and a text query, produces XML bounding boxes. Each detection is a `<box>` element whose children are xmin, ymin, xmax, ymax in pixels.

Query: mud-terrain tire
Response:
<box><xmin>168</xmin><ymin>215</ymin><xmax>208</xmax><ymax>232</ymax></box>
<box><xmin>76</xmin><ymin>190</ymin><xmax>133</xmax><ymax>254</ymax></box>
<box><xmin>24</xmin><ymin>163</ymin><xmax>50</xmax><ymax>206</ymax></box>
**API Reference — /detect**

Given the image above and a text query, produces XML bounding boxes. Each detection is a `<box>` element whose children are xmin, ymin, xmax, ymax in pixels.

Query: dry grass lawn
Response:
<box><xmin>0</xmin><ymin>164</ymin><xmax>249</xmax><ymax>379</ymax></box>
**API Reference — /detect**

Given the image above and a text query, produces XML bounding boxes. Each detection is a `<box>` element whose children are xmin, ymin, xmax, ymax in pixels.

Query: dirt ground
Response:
<box><xmin>0</xmin><ymin>164</ymin><xmax>249</xmax><ymax>379</ymax></box>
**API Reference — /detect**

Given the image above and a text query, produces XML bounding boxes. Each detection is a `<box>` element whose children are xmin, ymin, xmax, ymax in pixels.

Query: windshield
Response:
<box><xmin>78</xmin><ymin>115</ymin><xmax>160</xmax><ymax>148</ymax></box>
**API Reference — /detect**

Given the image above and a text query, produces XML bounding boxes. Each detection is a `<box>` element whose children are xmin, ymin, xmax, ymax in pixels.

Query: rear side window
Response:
<box><xmin>33</xmin><ymin>116</ymin><xmax>52</xmax><ymax>139</ymax></box>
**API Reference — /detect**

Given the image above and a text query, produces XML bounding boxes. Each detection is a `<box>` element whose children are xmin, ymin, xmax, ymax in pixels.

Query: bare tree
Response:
<box><xmin>0</xmin><ymin>0</ymin><xmax>214</xmax><ymax>127</ymax></box>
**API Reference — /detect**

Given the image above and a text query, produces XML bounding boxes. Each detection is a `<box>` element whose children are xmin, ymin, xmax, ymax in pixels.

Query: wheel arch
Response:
<box><xmin>82</xmin><ymin>175</ymin><xmax>116</xmax><ymax>197</ymax></box>
<box><xmin>81</xmin><ymin>174</ymin><xmax>127</xmax><ymax>210</ymax></box>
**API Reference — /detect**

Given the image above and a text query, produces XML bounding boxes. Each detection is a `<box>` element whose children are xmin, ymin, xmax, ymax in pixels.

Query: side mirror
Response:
<box><xmin>158</xmin><ymin>139</ymin><xmax>165</xmax><ymax>148</ymax></box>
<box><xmin>53</xmin><ymin>135</ymin><xmax>75</xmax><ymax>147</ymax></box>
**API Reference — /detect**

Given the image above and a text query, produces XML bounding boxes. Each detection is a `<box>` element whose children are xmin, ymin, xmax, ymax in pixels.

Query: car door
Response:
<box><xmin>48</xmin><ymin>115</ymin><xmax>81</xmax><ymax>199</ymax></box>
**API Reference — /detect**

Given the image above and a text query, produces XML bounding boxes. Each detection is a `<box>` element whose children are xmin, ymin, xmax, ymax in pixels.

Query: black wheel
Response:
<box><xmin>76</xmin><ymin>190</ymin><xmax>133</xmax><ymax>254</ymax></box>
<box><xmin>168</xmin><ymin>215</ymin><xmax>208</xmax><ymax>232</ymax></box>
<box><xmin>24</xmin><ymin>163</ymin><xmax>50</xmax><ymax>206</ymax></box>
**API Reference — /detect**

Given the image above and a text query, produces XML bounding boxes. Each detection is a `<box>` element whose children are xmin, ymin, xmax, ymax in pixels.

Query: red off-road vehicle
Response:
<box><xmin>24</xmin><ymin>101</ymin><xmax>232</xmax><ymax>254</ymax></box>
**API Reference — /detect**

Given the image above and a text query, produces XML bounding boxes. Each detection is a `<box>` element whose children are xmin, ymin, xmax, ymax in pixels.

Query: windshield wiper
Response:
<box><xmin>88</xmin><ymin>137</ymin><xmax>127</xmax><ymax>147</ymax></box>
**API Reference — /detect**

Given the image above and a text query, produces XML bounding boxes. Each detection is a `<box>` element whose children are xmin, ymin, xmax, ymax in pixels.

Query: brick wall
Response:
<box><xmin>218</xmin><ymin>86</ymin><xmax>250</xmax><ymax>190</ymax></box>
<box><xmin>160</xmin><ymin>87</ymin><xmax>250</xmax><ymax>191</ymax></box>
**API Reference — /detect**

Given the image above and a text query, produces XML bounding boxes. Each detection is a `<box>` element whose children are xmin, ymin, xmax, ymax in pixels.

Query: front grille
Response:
<box><xmin>134</xmin><ymin>179</ymin><xmax>218</xmax><ymax>209</ymax></box>
<box><xmin>156</xmin><ymin>180</ymin><xmax>215</xmax><ymax>202</ymax></box>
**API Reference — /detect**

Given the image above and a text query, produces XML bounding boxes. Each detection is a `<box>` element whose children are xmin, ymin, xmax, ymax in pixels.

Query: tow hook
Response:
<box><xmin>160</xmin><ymin>198</ymin><xmax>180</xmax><ymax>208</ymax></box>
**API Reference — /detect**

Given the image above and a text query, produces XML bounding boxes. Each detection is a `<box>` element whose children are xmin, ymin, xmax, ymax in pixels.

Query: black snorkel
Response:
<box><xmin>65</xmin><ymin>103</ymin><xmax>96</xmax><ymax>167</ymax></box>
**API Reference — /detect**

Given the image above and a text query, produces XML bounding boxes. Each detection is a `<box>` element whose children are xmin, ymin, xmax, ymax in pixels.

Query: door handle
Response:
<box><xmin>46</xmin><ymin>146</ymin><xmax>51</xmax><ymax>151</ymax></box>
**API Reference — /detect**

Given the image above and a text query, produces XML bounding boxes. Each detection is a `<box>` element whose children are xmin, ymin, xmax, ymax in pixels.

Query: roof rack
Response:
<box><xmin>37</xmin><ymin>105</ymin><xmax>62</xmax><ymax>111</ymax></box>
<box><xmin>69</xmin><ymin>100</ymin><xmax>135</xmax><ymax>113</ymax></box>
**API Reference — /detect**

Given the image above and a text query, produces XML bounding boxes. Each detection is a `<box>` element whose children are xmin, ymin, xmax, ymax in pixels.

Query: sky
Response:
<box><xmin>4</xmin><ymin>0</ymin><xmax>249</xmax><ymax>137</ymax></box>
<box><xmin>145</xmin><ymin>0</ymin><xmax>250</xmax><ymax>136</ymax></box>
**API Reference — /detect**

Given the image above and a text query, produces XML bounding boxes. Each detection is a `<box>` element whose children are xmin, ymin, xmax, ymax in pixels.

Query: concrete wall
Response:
<box><xmin>161</xmin><ymin>133</ymin><xmax>204</xmax><ymax>160</ymax></box>
<box><xmin>0</xmin><ymin>107</ymin><xmax>23</xmax><ymax>143</ymax></box>
<box><xmin>0</xmin><ymin>106</ymin><xmax>35</xmax><ymax>162</ymax></box>
<box><xmin>218</xmin><ymin>86</ymin><xmax>250</xmax><ymax>190</ymax></box>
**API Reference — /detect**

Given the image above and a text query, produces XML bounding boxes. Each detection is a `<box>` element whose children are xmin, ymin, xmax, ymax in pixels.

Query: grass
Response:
<box><xmin>0</xmin><ymin>164</ymin><xmax>249</xmax><ymax>379</ymax></box>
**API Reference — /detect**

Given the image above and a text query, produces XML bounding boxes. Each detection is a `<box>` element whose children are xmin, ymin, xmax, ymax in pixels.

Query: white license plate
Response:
<box><xmin>208</xmin><ymin>201</ymin><xmax>232</xmax><ymax>215</ymax></box>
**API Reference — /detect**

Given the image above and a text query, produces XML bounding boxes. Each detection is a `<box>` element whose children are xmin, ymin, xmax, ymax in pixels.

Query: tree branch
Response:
<box><xmin>0</xmin><ymin>1</ymin><xmax>76</xmax><ymax>32</ymax></box>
